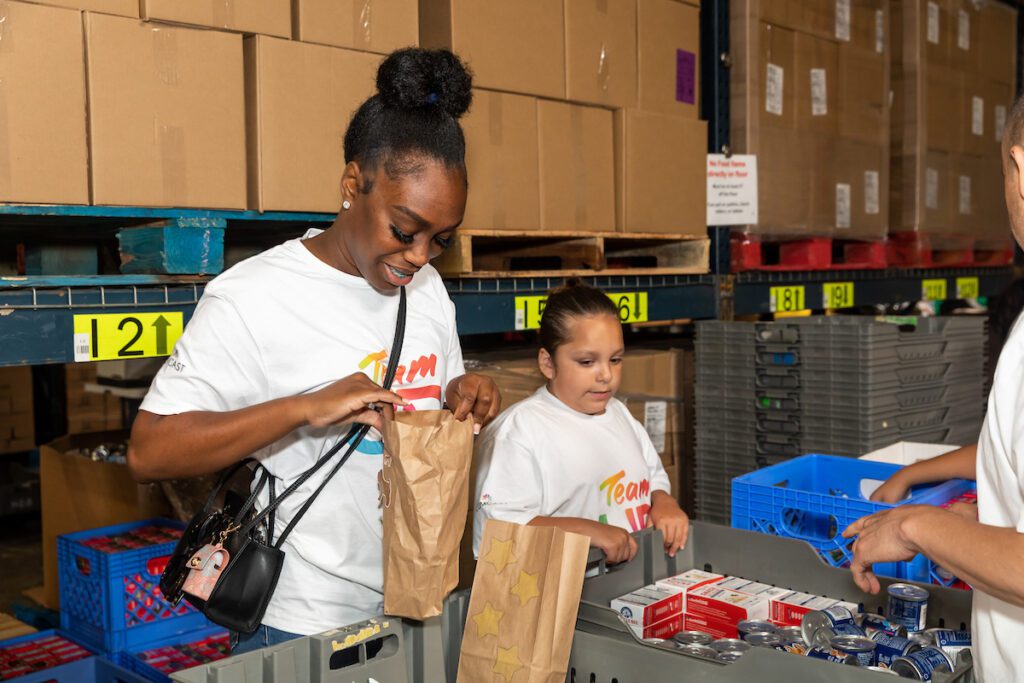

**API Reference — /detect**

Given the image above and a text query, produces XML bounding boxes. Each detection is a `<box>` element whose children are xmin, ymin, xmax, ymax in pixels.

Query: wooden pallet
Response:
<box><xmin>434</xmin><ymin>230</ymin><xmax>710</xmax><ymax>278</ymax></box>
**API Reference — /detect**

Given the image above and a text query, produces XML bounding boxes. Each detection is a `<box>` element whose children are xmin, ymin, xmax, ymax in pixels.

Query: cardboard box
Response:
<box><xmin>419</xmin><ymin>0</ymin><xmax>565</xmax><ymax>99</ymax></box>
<box><xmin>947</xmin><ymin>0</ymin><xmax>979</xmax><ymax>74</ymax></box>
<box><xmin>634</xmin><ymin>612</ymin><xmax>683</xmax><ymax>640</ymax></box>
<box><xmin>654</xmin><ymin>569</ymin><xmax>724</xmax><ymax>611</ymax></box>
<box><xmin>770</xmin><ymin>591</ymin><xmax>859</xmax><ymax>626</ymax></box>
<box><xmin>636</xmin><ymin>0</ymin><xmax>699</xmax><ymax>118</ymax></box>
<box><xmin>835</xmin><ymin>138</ymin><xmax>888</xmax><ymax>240</ymax></box>
<box><xmin>794</xmin><ymin>32</ymin><xmax>838</xmax><ymax>135</ymax></box>
<box><xmin>987</xmin><ymin>80</ymin><xmax>1014</xmax><ymax>155</ymax></box>
<box><xmin>620</xmin><ymin>395</ymin><xmax>681</xmax><ymax>468</ymax></box>
<box><xmin>684</xmin><ymin>612</ymin><xmax>739</xmax><ymax>639</ymax></box>
<box><xmin>39</xmin><ymin>431</ymin><xmax>170</xmax><ymax>609</ymax></box>
<box><xmin>847</xmin><ymin>0</ymin><xmax>886</xmax><ymax>55</ymax></box>
<box><xmin>614</xmin><ymin>110</ymin><xmax>706</xmax><ymax>235</ymax></box>
<box><xmin>619</xmin><ymin>348</ymin><xmax>683</xmax><ymax>397</ymax></box>
<box><xmin>0</xmin><ymin>367</ymin><xmax>33</xmax><ymax>416</ymax></box>
<box><xmin>564</xmin><ymin>0</ymin><xmax>637</xmax><ymax>108</ymax></box>
<box><xmin>537</xmin><ymin>101</ymin><xmax>615</xmax><ymax>232</ymax></box>
<box><xmin>462</xmin><ymin>89</ymin><xmax>541</xmax><ymax>231</ymax></box>
<box><xmin>245</xmin><ymin>36</ymin><xmax>378</xmax><ymax>212</ymax></box>
<box><xmin>973</xmin><ymin>154</ymin><xmax>1012</xmax><ymax>244</ymax></box>
<box><xmin>977</xmin><ymin>0</ymin><xmax>1017</xmax><ymax>85</ymax></box>
<box><xmin>838</xmin><ymin>45</ymin><xmax>887</xmax><ymax>145</ymax></box>
<box><xmin>610</xmin><ymin>586</ymin><xmax>682</xmax><ymax>628</ymax></box>
<box><xmin>27</xmin><ymin>0</ymin><xmax>135</xmax><ymax>16</ymax></box>
<box><xmin>293</xmin><ymin>0</ymin><xmax>418</xmax><ymax>53</ymax></box>
<box><xmin>0</xmin><ymin>414</ymin><xmax>34</xmax><ymax>455</ymax></box>
<box><xmin>470</xmin><ymin>364</ymin><xmax>544</xmax><ymax>410</ymax></box>
<box><xmin>686</xmin><ymin>584</ymin><xmax>770</xmax><ymax>623</ymax></box>
<box><xmin>0</xmin><ymin>1</ymin><xmax>88</xmax><ymax>205</ymax></box>
<box><xmin>961</xmin><ymin>78</ymin><xmax>987</xmax><ymax>156</ymax></box>
<box><xmin>85</xmin><ymin>13</ymin><xmax>246</xmax><ymax>209</ymax></box>
<box><xmin>141</xmin><ymin>0</ymin><xmax>290</xmax><ymax>37</ymax></box>
<box><xmin>755</xmin><ymin>22</ymin><xmax>797</xmax><ymax>131</ymax></box>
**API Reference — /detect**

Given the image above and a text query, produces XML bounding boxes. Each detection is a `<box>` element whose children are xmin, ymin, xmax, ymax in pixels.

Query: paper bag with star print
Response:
<box><xmin>380</xmin><ymin>410</ymin><xmax>475</xmax><ymax>619</ymax></box>
<box><xmin>456</xmin><ymin>519</ymin><xmax>590</xmax><ymax>683</ymax></box>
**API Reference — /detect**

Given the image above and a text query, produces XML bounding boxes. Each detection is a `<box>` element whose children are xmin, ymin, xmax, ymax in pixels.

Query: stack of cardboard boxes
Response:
<box><xmin>64</xmin><ymin>364</ymin><xmax>123</xmax><ymax>435</ymax></box>
<box><xmin>422</xmin><ymin>0</ymin><xmax>707</xmax><ymax>235</ymax></box>
<box><xmin>890</xmin><ymin>0</ymin><xmax>1017</xmax><ymax>248</ymax></box>
<box><xmin>732</xmin><ymin>0</ymin><xmax>891</xmax><ymax>242</ymax></box>
<box><xmin>0</xmin><ymin>368</ymin><xmax>34</xmax><ymax>455</ymax></box>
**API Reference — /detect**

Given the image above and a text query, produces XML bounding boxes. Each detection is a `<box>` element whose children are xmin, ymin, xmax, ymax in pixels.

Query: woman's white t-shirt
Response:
<box><xmin>140</xmin><ymin>229</ymin><xmax>465</xmax><ymax>634</ymax></box>
<box><xmin>472</xmin><ymin>386</ymin><xmax>671</xmax><ymax>556</ymax></box>
<box><xmin>974</xmin><ymin>312</ymin><xmax>1024</xmax><ymax>681</ymax></box>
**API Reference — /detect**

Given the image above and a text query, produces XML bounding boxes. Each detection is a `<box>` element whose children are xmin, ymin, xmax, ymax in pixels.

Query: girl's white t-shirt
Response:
<box><xmin>472</xmin><ymin>386</ymin><xmax>671</xmax><ymax>556</ymax></box>
<box><xmin>140</xmin><ymin>229</ymin><xmax>465</xmax><ymax>634</ymax></box>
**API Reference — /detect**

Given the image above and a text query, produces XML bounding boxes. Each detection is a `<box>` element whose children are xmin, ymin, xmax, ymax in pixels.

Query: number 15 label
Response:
<box><xmin>72</xmin><ymin>312</ymin><xmax>184</xmax><ymax>362</ymax></box>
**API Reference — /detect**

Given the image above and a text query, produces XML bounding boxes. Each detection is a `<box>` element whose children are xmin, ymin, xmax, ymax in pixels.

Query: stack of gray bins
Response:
<box><xmin>694</xmin><ymin>316</ymin><xmax>987</xmax><ymax>524</ymax></box>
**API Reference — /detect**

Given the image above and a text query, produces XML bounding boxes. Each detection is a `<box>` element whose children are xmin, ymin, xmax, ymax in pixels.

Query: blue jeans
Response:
<box><xmin>230</xmin><ymin>624</ymin><xmax>302</xmax><ymax>655</ymax></box>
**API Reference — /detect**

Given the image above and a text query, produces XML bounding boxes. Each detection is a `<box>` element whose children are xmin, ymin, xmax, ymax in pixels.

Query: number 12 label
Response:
<box><xmin>73</xmin><ymin>312</ymin><xmax>184</xmax><ymax>362</ymax></box>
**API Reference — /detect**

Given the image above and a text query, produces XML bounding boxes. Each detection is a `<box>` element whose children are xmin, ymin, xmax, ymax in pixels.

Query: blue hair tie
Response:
<box><xmin>426</xmin><ymin>92</ymin><xmax>439</xmax><ymax>105</ymax></box>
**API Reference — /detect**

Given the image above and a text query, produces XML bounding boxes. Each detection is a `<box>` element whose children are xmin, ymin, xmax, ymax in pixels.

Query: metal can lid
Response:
<box><xmin>908</xmin><ymin>631</ymin><xmax>935</xmax><ymax>647</ymax></box>
<box><xmin>678</xmin><ymin>643</ymin><xmax>718</xmax><ymax>659</ymax></box>
<box><xmin>711</xmin><ymin>639</ymin><xmax>752</xmax><ymax>653</ymax></box>
<box><xmin>673</xmin><ymin>631</ymin><xmax>714</xmax><ymax>646</ymax></box>
<box><xmin>865</xmin><ymin>666</ymin><xmax>900</xmax><ymax>676</ymax></box>
<box><xmin>716</xmin><ymin>650</ymin><xmax>745</xmax><ymax>663</ymax></box>
<box><xmin>738</xmin><ymin>620</ymin><xmax>777</xmax><ymax>635</ymax></box>
<box><xmin>644</xmin><ymin>638</ymin><xmax>666</xmax><ymax>644</ymax></box>
<box><xmin>830</xmin><ymin>635</ymin><xmax>877</xmax><ymax>652</ymax></box>
<box><xmin>746</xmin><ymin>632</ymin><xmax>783</xmax><ymax>648</ymax></box>
<box><xmin>887</xmin><ymin>583</ymin><xmax>930</xmax><ymax>602</ymax></box>
<box><xmin>777</xmin><ymin>626</ymin><xmax>806</xmax><ymax>644</ymax></box>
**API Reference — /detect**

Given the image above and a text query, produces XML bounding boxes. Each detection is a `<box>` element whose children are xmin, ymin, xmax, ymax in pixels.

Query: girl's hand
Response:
<box><xmin>300</xmin><ymin>373</ymin><xmax>408</xmax><ymax>431</ymax></box>
<box><xmin>446</xmin><ymin>373</ymin><xmax>502</xmax><ymax>433</ymax></box>
<box><xmin>588</xmin><ymin>522</ymin><xmax>638</xmax><ymax>564</ymax></box>
<box><xmin>648</xmin><ymin>491</ymin><xmax>690</xmax><ymax>558</ymax></box>
<box><xmin>870</xmin><ymin>471</ymin><xmax>912</xmax><ymax>504</ymax></box>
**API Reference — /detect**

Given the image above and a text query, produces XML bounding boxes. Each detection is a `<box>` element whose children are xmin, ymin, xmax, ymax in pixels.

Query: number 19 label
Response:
<box><xmin>72</xmin><ymin>312</ymin><xmax>184</xmax><ymax>362</ymax></box>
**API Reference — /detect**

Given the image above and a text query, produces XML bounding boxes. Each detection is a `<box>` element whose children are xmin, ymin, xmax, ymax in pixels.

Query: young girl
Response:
<box><xmin>473</xmin><ymin>281</ymin><xmax>689</xmax><ymax>564</ymax></box>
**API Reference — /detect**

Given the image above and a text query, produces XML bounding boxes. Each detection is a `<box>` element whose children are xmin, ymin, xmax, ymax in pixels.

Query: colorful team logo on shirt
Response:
<box><xmin>598</xmin><ymin>470</ymin><xmax>651</xmax><ymax>532</ymax></box>
<box><xmin>358</xmin><ymin>349</ymin><xmax>443</xmax><ymax>407</ymax></box>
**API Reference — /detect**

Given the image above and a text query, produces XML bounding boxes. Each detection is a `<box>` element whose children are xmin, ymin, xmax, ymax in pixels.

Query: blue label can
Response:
<box><xmin>805</xmin><ymin>647</ymin><xmax>859</xmax><ymax>665</ymax></box>
<box><xmin>891</xmin><ymin>647</ymin><xmax>954</xmax><ymax>680</ymax></box>
<box><xmin>886</xmin><ymin>583</ymin><xmax>929</xmax><ymax>632</ymax></box>
<box><xmin>870</xmin><ymin>631</ymin><xmax>921</xmax><ymax>667</ymax></box>
<box><xmin>932</xmin><ymin>629</ymin><xmax>972</xmax><ymax>660</ymax></box>
<box><xmin>830</xmin><ymin>635</ymin><xmax>877</xmax><ymax>667</ymax></box>
<box><xmin>860</xmin><ymin>613</ymin><xmax>908</xmax><ymax>638</ymax></box>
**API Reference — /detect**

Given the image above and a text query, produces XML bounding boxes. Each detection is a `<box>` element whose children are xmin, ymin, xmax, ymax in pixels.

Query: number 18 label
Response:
<box><xmin>72</xmin><ymin>312</ymin><xmax>184</xmax><ymax>362</ymax></box>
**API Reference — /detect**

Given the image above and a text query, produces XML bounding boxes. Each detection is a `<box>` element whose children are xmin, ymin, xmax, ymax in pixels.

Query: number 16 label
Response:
<box><xmin>73</xmin><ymin>312</ymin><xmax>184</xmax><ymax>362</ymax></box>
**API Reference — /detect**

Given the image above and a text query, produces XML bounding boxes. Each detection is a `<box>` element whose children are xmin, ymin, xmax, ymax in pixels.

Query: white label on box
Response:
<box><xmin>73</xmin><ymin>333</ymin><xmax>91</xmax><ymax>362</ymax></box>
<box><xmin>644</xmin><ymin>401</ymin><xmax>667</xmax><ymax>453</ymax></box>
<box><xmin>707</xmin><ymin>154</ymin><xmax>759</xmax><ymax>226</ymax></box>
<box><xmin>996</xmin><ymin>104</ymin><xmax>1008</xmax><ymax>142</ymax></box>
<box><xmin>926</xmin><ymin>167</ymin><xmax>939</xmax><ymax>210</ymax></box>
<box><xmin>927</xmin><ymin>2</ymin><xmax>940</xmax><ymax>45</ymax></box>
<box><xmin>958</xmin><ymin>9</ymin><xmax>970</xmax><ymax>50</ymax></box>
<box><xmin>810</xmin><ymin>68</ymin><xmax>828</xmax><ymax>116</ymax></box>
<box><xmin>972</xmin><ymin>96</ymin><xmax>984</xmax><ymax>136</ymax></box>
<box><xmin>864</xmin><ymin>170</ymin><xmax>880</xmax><ymax>215</ymax></box>
<box><xmin>766</xmin><ymin>63</ymin><xmax>784</xmax><ymax>115</ymax></box>
<box><xmin>875</xmin><ymin>9</ymin><xmax>885</xmax><ymax>53</ymax></box>
<box><xmin>959</xmin><ymin>175</ymin><xmax>972</xmax><ymax>215</ymax></box>
<box><xmin>836</xmin><ymin>183</ymin><xmax>851</xmax><ymax>228</ymax></box>
<box><xmin>835</xmin><ymin>0</ymin><xmax>851</xmax><ymax>41</ymax></box>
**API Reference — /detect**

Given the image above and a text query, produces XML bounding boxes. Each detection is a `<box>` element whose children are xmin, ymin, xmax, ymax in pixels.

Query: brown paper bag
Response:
<box><xmin>380</xmin><ymin>409</ymin><xmax>474</xmax><ymax>619</ymax></box>
<box><xmin>456</xmin><ymin>520</ymin><xmax>590</xmax><ymax>683</ymax></box>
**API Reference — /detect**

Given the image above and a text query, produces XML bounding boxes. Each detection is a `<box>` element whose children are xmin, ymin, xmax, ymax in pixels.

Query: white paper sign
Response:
<box><xmin>875</xmin><ymin>9</ymin><xmax>885</xmax><ymax>53</ymax></box>
<box><xmin>959</xmin><ymin>175</ymin><xmax>972</xmax><ymax>215</ymax></box>
<box><xmin>836</xmin><ymin>0</ymin><xmax>851</xmax><ymax>41</ymax></box>
<box><xmin>926</xmin><ymin>167</ymin><xmax>939</xmax><ymax>210</ymax></box>
<box><xmin>811</xmin><ymin>68</ymin><xmax>828</xmax><ymax>116</ymax></box>
<box><xmin>644</xmin><ymin>401</ymin><xmax>668</xmax><ymax>453</ymax></box>
<box><xmin>864</xmin><ymin>170</ymin><xmax>880</xmax><ymax>215</ymax></box>
<box><xmin>972</xmin><ymin>96</ymin><xmax>984</xmax><ymax>137</ymax></box>
<box><xmin>958</xmin><ymin>9</ymin><xmax>970</xmax><ymax>50</ymax></box>
<box><xmin>766</xmin><ymin>63</ymin><xmax>784</xmax><ymax>115</ymax></box>
<box><xmin>836</xmin><ymin>183</ymin><xmax>852</xmax><ymax>228</ymax></box>
<box><xmin>927</xmin><ymin>2</ymin><xmax>940</xmax><ymax>45</ymax></box>
<box><xmin>707</xmin><ymin>154</ymin><xmax>759</xmax><ymax>226</ymax></box>
<box><xmin>996</xmin><ymin>105</ymin><xmax>1008</xmax><ymax>142</ymax></box>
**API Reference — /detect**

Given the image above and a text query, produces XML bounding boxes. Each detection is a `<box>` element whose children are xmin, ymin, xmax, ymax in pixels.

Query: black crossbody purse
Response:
<box><xmin>160</xmin><ymin>286</ymin><xmax>407</xmax><ymax>634</ymax></box>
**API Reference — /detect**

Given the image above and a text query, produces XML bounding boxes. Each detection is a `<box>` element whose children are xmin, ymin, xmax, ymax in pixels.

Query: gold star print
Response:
<box><xmin>492</xmin><ymin>645</ymin><xmax>523</xmax><ymax>683</ymax></box>
<box><xmin>472</xmin><ymin>602</ymin><xmax>503</xmax><ymax>638</ymax></box>
<box><xmin>511</xmin><ymin>570</ymin><xmax>540</xmax><ymax>606</ymax></box>
<box><xmin>482</xmin><ymin>536</ymin><xmax>517</xmax><ymax>574</ymax></box>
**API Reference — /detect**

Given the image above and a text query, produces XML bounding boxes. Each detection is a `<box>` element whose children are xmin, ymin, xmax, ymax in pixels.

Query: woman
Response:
<box><xmin>128</xmin><ymin>48</ymin><xmax>500</xmax><ymax>653</ymax></box>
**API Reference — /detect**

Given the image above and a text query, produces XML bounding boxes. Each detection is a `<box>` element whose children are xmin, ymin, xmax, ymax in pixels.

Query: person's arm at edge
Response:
<box><xmin>870</xmin><ymin>445</ymin><xmax>978</xmax><ymax>503</ymax></box>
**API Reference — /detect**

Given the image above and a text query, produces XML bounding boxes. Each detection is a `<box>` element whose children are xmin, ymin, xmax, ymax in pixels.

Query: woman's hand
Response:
<box><xmin>870</xmin><ymin>471</ymin><xmax>912</xmax><ymax>504</ymax></box>
<box><xmin>299</xmin><ymin>373</ymin><xmax>408</xmax><ymax>431</ymax></box>
<box><xmin>648</xmin><ymin>491</ymin><xmax>690</xmax><ymax>558</ymax></box>
<box><xmin>587</xmin><ymin>521</ymin><xmax>639</xmax><ymax>565</ymax></box>
<box><xmin>446</xmin><ymin>373</ymin><xmax>502</xmax><ymax>433</ymax></box>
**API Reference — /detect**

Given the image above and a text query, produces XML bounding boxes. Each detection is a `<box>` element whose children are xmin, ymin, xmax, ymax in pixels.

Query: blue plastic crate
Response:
<box><xmin>731</xmin><ymin>454</ymin><xmax>975</xmax><ymax>587</ymax></box>
<box><xmin>0</xmin><ymin>629</ymin><xmax>147</xmax><ymax>683</ymax></box>
<box><xmin>115</xmin><ymin>626</ymin><xmax>230</xmax><ymax>683</ymax></box>
<box><xmin>58</xmin><ymin>519</ymin><xmax>210</xmax><ymax>655</ymax></box>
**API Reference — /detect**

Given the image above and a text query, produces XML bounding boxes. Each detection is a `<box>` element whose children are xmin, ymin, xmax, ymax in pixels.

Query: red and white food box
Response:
<box><xmin>716</xmin><ymin>576</ymin><xmax>777</xmax><ymax>596</ymax></box>
<box><xmin>638</xmin><ymin>612</ymin><xmax>684</xmax><ymax>640</ymax></box>
<box><xmin>684</xmin><ymin>612</ymin><xmax>740</xmax><ymax>639</ymax></box>
<box><xmin>610</xmin><ymin>587</ymin><xmax>682</xmax><ymax>629</ymax></box>
<box><xmin>686</xmin><ymin>584</ymin><xmax>770</xmax><ymax>623</ymax></box>
<box><xmin>770</xmin><ymin>591</ymin><xmax>860</xmax><ymax>626</ymax></box>
<box><xmin>654</xmin><ymin>569</ymin><xmax>723</xmax><ymax>611</ymax></box>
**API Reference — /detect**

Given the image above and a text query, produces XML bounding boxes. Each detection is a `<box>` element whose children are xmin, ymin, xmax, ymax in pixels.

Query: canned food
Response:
<box><xmin>746</xmin><ymin>632</ymin><xmax>786</xmax><ymax>650</ymax></box>
<box><xmin>717</xmin><ymin>649</ymin><xmax>745</xmax><ymax>663</ymax></box>
<box><xmin>644</xmin><ymin>638</ymin><xmax>666</xmax><ymax>645</ymax></box>
<box><xmin>908</xmin><ymin>631</ymin><xmax>935</xmax><ymax>648</ymax></box>
<box><xmin>711</xmin><ymin>639</ymin><xmax>751</xmax><ymax>654</ymax></box>
<box><xmin>777</xmin><ymin>626</ymin><xmax>806</xmax><ymax>646</ymax></box>
<box><xmin>931</xmin><ymin>629</ymin><xmax>971</xmax><ymax>660</ymax></box>
<box><xmin>830</xmin><ymin>635</ymin><xmax>877</xmax><ymax>667</ymax></box>
<box><xmin>804</xmin><ymin>647</ymin><xmax>859</xmax><ymax>665</ymax></box>
<box><xmin>869</xmin><ymin>631</ymin><xmax>921</xmax><ymax>667</ymax></box>
<box><xmin>738</xmin><ymin>620</ymin><xmax>778</xmax><ymax>639</ymax></box>
<box><xmin>801</xmin><ymin>605</ymin><xmax>858</xmax><ymax>646</ymax></box>
<box><xmin>673</xmin><ymin>631</ymin><xmax>714</xmax><ymax>647</ymax></box>
<box><xmin>677</xmin><ymin>643</ymin><xmax>717</xmax><ymax>659</ymax></box>
<box><xmin>886</xmin><ymin>584</ymin><xmax>929</xmax><ymax>633</ymax></box>
<box><xmin>865</xmin><ymin>666</ymin><xmax>900</xmax><ymax>676</ymax></box>
<box><xmin>891</xmin><ymin>647</ymin><xmax>953</xmax><ymax>680</ymax></box>
<box><xmin>859</xmin><ymin>614</ymin><xmax>908</xmax><ymax>638</ymax></box>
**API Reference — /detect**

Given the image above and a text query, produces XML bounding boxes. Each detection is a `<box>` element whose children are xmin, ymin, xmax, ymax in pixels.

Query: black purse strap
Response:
<box><xmin>235</xmin><ymin>286</ymin><xmax>408</xmax><ymax>547</ymax></box>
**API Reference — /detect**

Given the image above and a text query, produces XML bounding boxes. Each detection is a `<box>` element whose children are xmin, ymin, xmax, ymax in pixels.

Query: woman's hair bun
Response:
<box><xmin>376</xmin><ymin>48</ymin><xmax>473</xmax><ymax>119</ymax></box>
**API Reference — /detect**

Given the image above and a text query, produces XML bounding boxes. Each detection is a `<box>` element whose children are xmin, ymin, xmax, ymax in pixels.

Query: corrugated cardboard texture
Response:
<box><xmin>27</xmin><ymin>0</ymin><xmax>135</xmax><ymax>16</ymax></box>
<box><xmin>245</xmin><ymin>36</ymin><xmax>378</xmax><ymax>212</ymax></box>
<box><xmin>537</xmin><ymin>101</ymin><xmax>615</xmax><ymax>232</ymax></box>
<box><xmin>564</xmin><ymin>0</ymin><xmax>637</xmax><ymax>108</ymax></box>
<box><xmin>794</xmin><ymin>32</ymin><xmax>838</xmax><ymax>135</ymax></box>
<box><xmin>85</xmin><ymin>13</ymin><xmax>246</xmax><ymax>209</ymax></box>
<box><xmin>977</xmin><ymin>0</ymin><xmax>1017</xmax><ymax>85</ymax></box>
<box><xmin>461</xmin><ymin>89</ymin><xmax>541</xmax><ymax>230</ymax></box>
<box><xmin>619</xmin><ymin>348</ymin><xmax>683</xmax><ymax>398</ymax></box>
<box><xmin>614</xmin><ymin>109</ymin><xmax>706</xmax><ymax>235</ymax></box>
<box><xmin>948</xmin><ymin>0</ymin><xmax>978</xmax><ymax>73</ymax></box>
<box><xmin>419</xmin><ymin>0</ymin><xmax>565</xmax><ymax>99</ymax></box>
<box><xmin>620</xmin><ymin>395</ymin><xmax>681</xmax><ymax>468</ymax></box>
<box><xmin>141</xmin><ymin>0</ymin><xmax>291</xmax><ymax>38</ymax></box>
<box><xmin>637</xmin><ymin>0</ymin><xmax>699</xmax><ymax>118</ymax></box>
<box><xmin>0</xmin><ymin>1</ymin><xmax>88</xmax><ymax>204</ymax></box>
<box><xmin>835</xmin><ymin>139</ymin><xmax>888</xmax><ymax>240</ymax></box>
<box><xmin>838</xmin><ymin>44</ymin><xmax>887</xmax><ymax>145</ymax></box>
<box><xmin>294</xmin><ymin>0</ymin><xmax>418</xmax><ymax>53</ymax></box>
